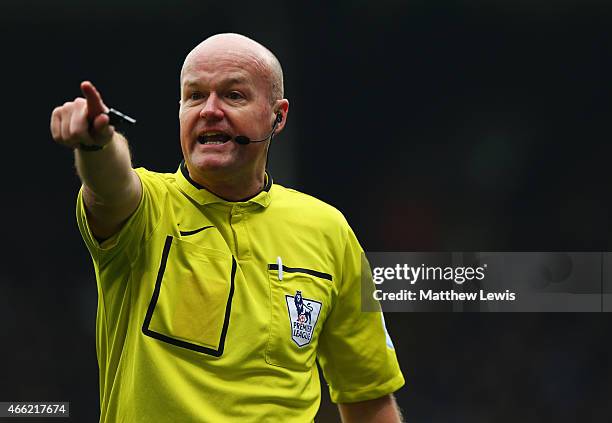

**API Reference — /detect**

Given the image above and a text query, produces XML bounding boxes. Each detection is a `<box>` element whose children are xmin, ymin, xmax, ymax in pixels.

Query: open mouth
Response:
<box><xmin>197</xmin><ymin>131</ymin><xmax>232</xmax><ymax>145</ymax></box>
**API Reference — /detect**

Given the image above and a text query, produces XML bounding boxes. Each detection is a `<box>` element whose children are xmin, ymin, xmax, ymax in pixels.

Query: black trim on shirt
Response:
<box><xmin>142</xmin><ymin>235</ymin><xmax>235</xmax><ymax>357</ymax></box>
<box><xmin>179</xmin><ymin>160</ymin><xmax>273</xmax><ymax>196</ymax></box>
<box><xmin>268</xmin><ymin>264</ymin><xmax>333</xmax><ymax>282</ymax></box>
<box><xmin>180</xmin><ymin>160</ymin><xmax>205</xmax><ymax>189</ymax></box>
<box><xmin>262</xmin><ymin>170</ymin><xmax>272</xmax><ymax>192</ymax></box>
<box><xmin>179</xmin><ymin>225</ymin><xmax>214</xmax><ymax>236</ymax></box>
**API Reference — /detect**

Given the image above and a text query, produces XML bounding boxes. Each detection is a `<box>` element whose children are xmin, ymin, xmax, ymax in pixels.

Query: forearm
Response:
<box><xmin>75</xmin><ymin>132</ymin><xmax>141</xmax><ymax>238</ymax></box>
<box><xmin>338</xmin><ymin>394</ymin><xmax>403</xmax><ymax>423</ymax></box>
<box><xmin>75</xmin><ymin>132</ymin><xmax>136</xmax><ymax>204</ymax></box>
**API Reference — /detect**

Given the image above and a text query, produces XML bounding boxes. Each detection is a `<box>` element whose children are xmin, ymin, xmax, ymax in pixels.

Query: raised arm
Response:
<box><xmin>50</xmin><ymin>81</ymin><xmax>142</xmax><ymax>239</ymax></box>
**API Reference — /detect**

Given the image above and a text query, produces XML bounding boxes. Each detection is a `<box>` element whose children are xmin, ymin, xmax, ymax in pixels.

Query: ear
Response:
<box><xmin>273</xmin><ymin>99</ymin><xmax>290</xmax><ymax>134</ymax></box>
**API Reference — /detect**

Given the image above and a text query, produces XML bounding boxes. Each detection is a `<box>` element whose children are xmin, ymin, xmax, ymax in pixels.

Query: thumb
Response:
<box><xmin>91</xmin><ymin>112</ymin><xmax>115</xmax><ymax>145</ymax></box>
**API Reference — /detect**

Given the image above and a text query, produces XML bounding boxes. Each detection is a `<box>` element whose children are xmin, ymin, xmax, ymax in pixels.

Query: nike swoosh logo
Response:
<box><xmin>179</xmin><ymin>225</ymin><xmax>214</xmax><ymax>236</ymax></box>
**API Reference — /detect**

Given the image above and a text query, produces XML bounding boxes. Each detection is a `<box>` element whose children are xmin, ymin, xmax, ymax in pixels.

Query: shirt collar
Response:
<box><xmin>176</xmin><ymin>160</ymin><xmax>272</xmax><ymax>208</ymax></box>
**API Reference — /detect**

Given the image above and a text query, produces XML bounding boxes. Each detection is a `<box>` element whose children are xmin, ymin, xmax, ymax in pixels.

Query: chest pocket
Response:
<box><xmin>266</xmin><ymin>264</ymin><xmax>333</xmax><ymax>371</ymax></box>
<box><xmin>142</xmin><ymin>236</ymin><xmax>236</xmax><ymax>357</ymax></box>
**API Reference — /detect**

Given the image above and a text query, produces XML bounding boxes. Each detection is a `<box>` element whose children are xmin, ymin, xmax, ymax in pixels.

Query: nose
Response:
<box><xmin>199</xmin><ymin>93</ymin><xmax>224</xmax><ymax>121</ymax></box>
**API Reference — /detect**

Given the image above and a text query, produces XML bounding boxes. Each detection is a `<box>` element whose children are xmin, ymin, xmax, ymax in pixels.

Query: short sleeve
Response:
<box><xmin>75</xmin><ymin>168</ymin><xmax>167</xmax><ymax>267</ymax></box>
<box><xmin>317</xmin><ymin>224</ymin><xmax>405</xmax><ymax>403</ymax></box>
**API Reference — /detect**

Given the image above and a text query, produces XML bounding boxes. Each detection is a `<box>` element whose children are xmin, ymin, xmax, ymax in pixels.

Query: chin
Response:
<box><xmin>187</xmin><ymin>151</ymin><xmax>235</xmax><ymax>174</ymax></box>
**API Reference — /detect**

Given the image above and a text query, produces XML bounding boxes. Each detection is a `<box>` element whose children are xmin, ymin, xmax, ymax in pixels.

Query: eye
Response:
<box><xmin>188</xmin><ymin>91</ymin><xmax>203</xmax><ymax>100</ymax></box>
<box><xmin>227</xmin><ymin>91</ymin><xmax>245</xmax><ymax>101</ymax></box>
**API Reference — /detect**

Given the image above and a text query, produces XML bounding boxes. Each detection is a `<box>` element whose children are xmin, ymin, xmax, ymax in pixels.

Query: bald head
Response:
<box><xmin>181</xmin><ymin>33</ymin><xmax>284</xmax><ymax>104</ymax></box>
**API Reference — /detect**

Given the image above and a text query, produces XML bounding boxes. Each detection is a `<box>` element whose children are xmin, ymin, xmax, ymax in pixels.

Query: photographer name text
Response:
<box><xmin>373</xmin><ymin>289</ymin><xmax>516</xmax><ymax>302</ymax></box>
<box><xmin>372</xmin><ymin>264</ymin><xmax>516</xmax><ymax>302</ymax></box>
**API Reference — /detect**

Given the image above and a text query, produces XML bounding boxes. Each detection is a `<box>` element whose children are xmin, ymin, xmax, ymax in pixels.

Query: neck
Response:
<box><xmin>182</xmin><ymin>162</ymin><xmax>266</xmax><ymax>201</ymax></box>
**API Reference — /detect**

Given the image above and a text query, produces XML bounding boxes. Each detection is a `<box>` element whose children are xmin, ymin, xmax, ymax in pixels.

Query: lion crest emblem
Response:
<box><xmin>294</xmin><ymin>291</ymin><xmax>313</xmax><ymax>324</ymax></box>
<box><xmin>285</xmin><ymin>290</ymin><xmax>322</xmax><ymax>347</ymax></box>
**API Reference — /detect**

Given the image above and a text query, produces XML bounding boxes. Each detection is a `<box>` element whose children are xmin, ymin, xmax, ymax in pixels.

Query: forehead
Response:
<box><xmin>181</xmin><ymin>47</ymin><xmax>269</xmax><ymax>89</ymax></box>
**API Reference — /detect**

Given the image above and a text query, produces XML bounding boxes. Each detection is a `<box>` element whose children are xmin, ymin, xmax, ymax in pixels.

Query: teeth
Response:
<box><xmin>198</xmin><ymin>131</ymin><xmax>230</xmax><ymax>145</ymax></box>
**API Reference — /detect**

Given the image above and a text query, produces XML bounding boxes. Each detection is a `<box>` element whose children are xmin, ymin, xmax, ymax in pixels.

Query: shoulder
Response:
<box><xmin>133</xmin><ymin>167</ymin><xmax>183</xmax><ymax>197</ymax></box>
<box><xmin>270</xmin><ymin>183</ymin><xmax>351</xmax><ymax>234</ymax></box>
<box><xmin>130</xmin><ymin>168</ymin><xmax>190</xmax><ymax>220</ymax></box>
<box><xmin>134</xmin><ymin>167</ymin><xmax>177</xmax><ymax>184</ymax></box>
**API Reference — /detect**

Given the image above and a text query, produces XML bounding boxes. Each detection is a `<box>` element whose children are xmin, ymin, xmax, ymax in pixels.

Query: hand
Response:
<box><xmin>50</xmin><ymin>81</ymin><xmax>115</xmax><ymax>149</ymax></box>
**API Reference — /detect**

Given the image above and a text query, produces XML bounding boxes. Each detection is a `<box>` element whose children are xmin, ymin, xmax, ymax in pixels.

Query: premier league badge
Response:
<box><xmin>285</xmin><ymin>290</ymin><xmax>322</xmax><ymax>347</ymax></box>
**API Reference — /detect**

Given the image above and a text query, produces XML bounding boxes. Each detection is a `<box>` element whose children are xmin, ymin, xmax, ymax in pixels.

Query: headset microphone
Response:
<box><xmin>234</xmin><ymin>113</ymin><xmax>283</xmax><ymax>145</ymax></box>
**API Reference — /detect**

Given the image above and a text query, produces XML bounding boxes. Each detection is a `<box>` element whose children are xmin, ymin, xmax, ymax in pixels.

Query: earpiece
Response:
<box><xmin>275</xmin><ymin>113</ymin><xmax>282</xmax><ymax>123</ymax></box>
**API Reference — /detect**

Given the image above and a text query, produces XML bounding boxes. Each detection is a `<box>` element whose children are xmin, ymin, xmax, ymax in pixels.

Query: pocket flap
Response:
<box><xmin>142</xmin><ymin>236</ymin><xmax>236</xmax><ymax>357</ymax></box>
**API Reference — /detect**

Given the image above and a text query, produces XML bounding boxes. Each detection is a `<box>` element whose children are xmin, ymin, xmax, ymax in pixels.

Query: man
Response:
<box><xmin>51</xmin><ymin>33</ymin><xmax>404</xmax><ymax>422</ymax></box>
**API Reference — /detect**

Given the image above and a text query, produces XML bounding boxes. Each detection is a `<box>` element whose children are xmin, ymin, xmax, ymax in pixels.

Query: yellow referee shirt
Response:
<box><xmin>76</xmin><ymin>162</ymin><xmax>404</xmax><ymax>423</ymax></box>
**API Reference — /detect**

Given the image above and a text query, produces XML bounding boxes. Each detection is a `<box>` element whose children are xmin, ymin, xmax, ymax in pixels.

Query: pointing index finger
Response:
<box><xmin>80</xmin><ymin>81</ymin><xmax>108</xmax><ymax>121</ymax></box>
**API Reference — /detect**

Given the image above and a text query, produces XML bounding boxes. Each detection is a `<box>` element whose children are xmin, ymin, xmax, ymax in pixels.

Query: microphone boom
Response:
<box><xmin>233</xmin><ymin>113</ymin><xmax>282</xmax><ymax>145</ymax></box>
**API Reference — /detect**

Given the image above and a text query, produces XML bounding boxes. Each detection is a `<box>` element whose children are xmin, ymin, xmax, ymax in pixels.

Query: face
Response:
<box><xmin>179</xmin><ymin>46</ymin><xmax>278</xmax><ymax>181</ymax></box>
